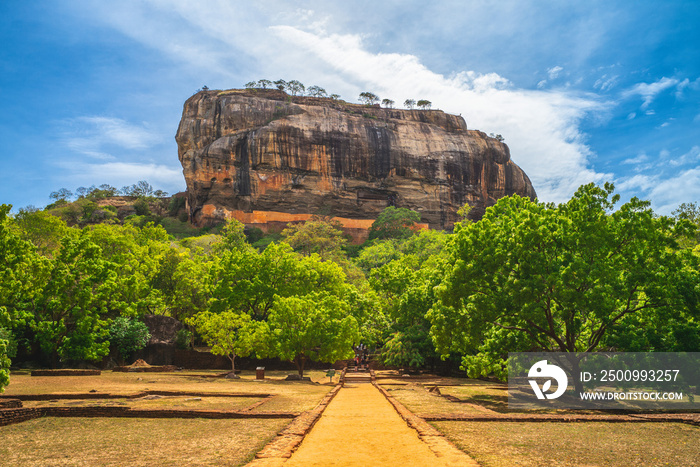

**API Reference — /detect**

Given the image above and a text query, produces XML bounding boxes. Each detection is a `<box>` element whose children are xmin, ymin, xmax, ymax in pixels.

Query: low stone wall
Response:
<box><xmin>0</xmin><ymin>399</ymin><xmax>22</xmax><ymax>409</ymax></box>
<box><xmin>31</xmin><ymin>369</ymin><xmax>101</xmax><ymax>376</ymax></box>
<box><xmin>112</xmin><ymin>365</ymin><xmax>177</xmax><ymax>372</ymax></box>
<box><xmin>0</xmin><ymin>408</ymin><xmax>42</xmax><ymax>426</ymax></box>
<box><xmin>0</xmin><ymin>390</ymin><xmax>270</xmax><ymax>401</ymax></box>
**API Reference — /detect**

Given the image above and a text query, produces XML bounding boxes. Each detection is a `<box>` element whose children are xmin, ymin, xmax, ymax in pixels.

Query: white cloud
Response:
<box><xmin>60</xmin><ymin>116</ymin><xmax>160</xmax><ymax>159</ymax></box>
<box><xmin>668</xmin><ymin>146</ymin><xmax>700</xmax><ymax>167</ymax></box>
<box><xmin>616</xmin><ymin>174</ymin><xmax>655</xmax><ymax>193</ymax></box>
<box><xmin>647</xmin><ymin>167</ymin><xmax>700</xmax><ymax>213</ymax></box>
<box><xmin>593</xmin><ymin>74</ymin><xmax>618</xmax><ymax>92</ymax></box>
<box><xmin>268</xmin><ymin>26</ymin><xmax>610</xmax><ymax>202</ymax></box>
<box><xmin>627</xmin><ymin>112</ymin><xmax>636</xmax><ymax>120</ymax></box>
<box><xmin>537</xmin><ymin>79</ymin><xmax>548</xmax><ymax>89</ymax></box>
<box><xmin>621</xmin><ymin>154</ymin><xmax>649</xmax><ymax>164</ymax></box>
<box><xmin>547</xmin><ymin>66</ymin><xmax>563</xmax><ymax>79</ymax></box>
<box><xmin>622</xmin><ymin>77</ymin><xmax>679</xmax><ymax>110</ymax></box>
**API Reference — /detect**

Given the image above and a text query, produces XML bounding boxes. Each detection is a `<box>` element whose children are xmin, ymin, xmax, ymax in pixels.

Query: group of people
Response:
<box><xmin>354</xmin><ymin>343</ymin><xmax>370</xmax><ymax>370</ymax></box>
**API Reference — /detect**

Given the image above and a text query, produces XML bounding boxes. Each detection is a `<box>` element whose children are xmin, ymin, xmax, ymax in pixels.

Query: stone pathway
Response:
<box><xmin>281</xmin><ymin>382</ymin><xmax>478</xmax><ymax>466</ymax></box>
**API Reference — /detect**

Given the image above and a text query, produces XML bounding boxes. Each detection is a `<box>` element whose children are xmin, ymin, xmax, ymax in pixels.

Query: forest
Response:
<box><xmin>1</xmin><ymin>181</ymin><xmax>699</xmax><ymax>391</ymax></box>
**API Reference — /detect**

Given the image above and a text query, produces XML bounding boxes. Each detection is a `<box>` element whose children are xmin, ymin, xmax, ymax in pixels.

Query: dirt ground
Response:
<box><xmin>284</xmin><ymin>383</ymin><xmax>474</xmax><ymax>467</ymax></box>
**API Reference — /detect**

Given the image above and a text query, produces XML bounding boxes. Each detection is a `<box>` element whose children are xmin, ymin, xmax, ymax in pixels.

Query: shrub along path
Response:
<box><xmin>278</xmin><ymin>381</ymin><xmax>478</xmax><ymax>466</ymax></box>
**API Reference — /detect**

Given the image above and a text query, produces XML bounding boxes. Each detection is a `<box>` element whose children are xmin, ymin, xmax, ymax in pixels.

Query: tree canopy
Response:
<box><xmin>268</xmin><ymin>292</ymin><xmax>358</xmax><ymax>377</ymax></box>
<box><xmin>429</xmin><ymin>183</ymin><xmax>699</xmax><ymax>383</ymax></box>
<box><xmin>359</xmin><ymin>92</ymin><xmax>379</xmax><ymax>106</ymax></box>
<box><xmin>368</xmin><ymin>206</ymin><xmax>421</xmax><ymax>241</ymax></box>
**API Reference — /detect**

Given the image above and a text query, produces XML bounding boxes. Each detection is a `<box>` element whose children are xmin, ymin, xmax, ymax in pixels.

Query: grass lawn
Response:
<box><xmin>433</xmin><ymin>421</ymin><xmax>700</xmax><ymax>467</ymax></box>
<box><xmin>0</xmin><ymin>417</ymin><xmax>288</xmax><ymax>466</ymax></box>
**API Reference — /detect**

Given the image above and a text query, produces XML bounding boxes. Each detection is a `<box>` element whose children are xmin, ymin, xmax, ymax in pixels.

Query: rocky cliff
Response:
<box><xmin>176</xmin><ymin>89</ymin><xmax>536</xmax><ymax>235</ymax></box>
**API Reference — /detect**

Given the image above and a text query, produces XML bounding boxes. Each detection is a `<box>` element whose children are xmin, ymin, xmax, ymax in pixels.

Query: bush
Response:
<box><xmin>133</xmin><ymin>198</ymin><xmax>151</xmax><ymax>216</ymax></box>
<box><xmin>108</xmin><ymin>317</ymin><xmax>151</xmax><ymax>363</ymax></box>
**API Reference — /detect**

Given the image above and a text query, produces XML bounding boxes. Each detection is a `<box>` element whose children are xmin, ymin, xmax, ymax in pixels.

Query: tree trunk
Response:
<box><xmin>570</xmin><ymin>357</ymin><xmax>584</xmax><ymax>394</ymax></box>
<box><xmin>295</xmin><ymin>355</ymin><xmax>306</xmax><ymax>377</ymax></box>
<box><xmin>229</xmin><ymin>352</ymin><xmax>236</xmax><ymax>372</ymax></box>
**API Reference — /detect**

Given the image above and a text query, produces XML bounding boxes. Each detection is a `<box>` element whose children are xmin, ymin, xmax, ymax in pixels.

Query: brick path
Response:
<box><xmin>282</xmin><ymin>382</ymin><xmax>478</xmax><ymax>466</ymax></box>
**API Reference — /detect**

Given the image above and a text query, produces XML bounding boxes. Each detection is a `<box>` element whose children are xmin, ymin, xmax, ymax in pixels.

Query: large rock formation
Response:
<box><xmin>176</xmin><ymin>89</ymin><xmax>536</xmax><ymax>236</ymax></box>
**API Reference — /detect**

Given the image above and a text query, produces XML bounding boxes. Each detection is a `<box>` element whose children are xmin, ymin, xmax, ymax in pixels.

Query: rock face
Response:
<box><xmin>176</xmin><ymin>89</ymin><xmax>536</xmax><ymax>234</ymax></box>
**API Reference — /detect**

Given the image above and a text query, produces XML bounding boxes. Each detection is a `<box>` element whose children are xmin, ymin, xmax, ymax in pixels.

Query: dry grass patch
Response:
<box><xmin>23</xmin><ymin>396</ymin><xmax>262</xmax><ymax>411</ymax></box>
<box><xmin>5</xmin><ymin>370</ymin><xmax>334</xmax><ymax>412</ymax></box>
<box><xmin>0</xmin><ymin>417</ymin><xmax>289</xmax><ymax>466</ymax></box>
<box><xmin>432</xmin><ymin>421</ymin><xmax>700</xmax><ymax>467</ymax></box>
<box><xmin>377</xmin><ymin>378</ymin><xmax>492</xmax><ymax>416</ymax></box>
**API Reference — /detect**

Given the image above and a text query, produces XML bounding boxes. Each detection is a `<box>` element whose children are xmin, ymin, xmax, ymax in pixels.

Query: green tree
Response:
<box><xmin>429</xmin><ymin>183</ymin><xmax>697</xmax><ymax>388</ymax></box>
<box><xmin>307</xmin><ymin>85</ymin><xmax>327</xmax><ymax>98</ymax></box>
<box><xmin>0</xmin><ymin>205</ymin><xmax>47</xmax><ymax>358</ymax></box>
<box><xmin>369</xmin><ymin>230</ymin><xmax>449</xmax><ymax>369</ymax></box>
<box><xmin>257</xmin><ymin>79</ymin><xmax>272</xmax><ymax>89</ymax></box>
<box><xmin>50</xmin><ymin>188</ymin><xmax>73</xmax><ymax>202</ymax></box>
<box><xmin>281</xmin><ymin>217</ymin><xmax>347</xmax><ymax>260</ymax></box>
<box><xmin>108</xmin><ymin>317</ymin><xmax>151</xmax><ymax>364</ymax></box>
<box><xmin>245</xmin><ymin>81</ymin><xmax>257</xmax><ymax>89</ymax></box>
<box><xmin>404</xmin><ymin>99</ymin><xmax>416</xmax><ymax>109</ymax></box>
<box><xmin>286</xmin><ymin>80</ymin><xmax>305</xmax><ymax>96</ymax></box>
<box><xmin>0</xmin><ymin>335</ymin><xmax>9</xmax><ymax>392</ymax></box>
<box><xmin>672</xmin><ymin>202</ymin><xmax>700</xmax><ymax>246</ymax></box>
<box><xmin>214</xmin><ymin>219</ymin><xmax>249</xmax><ymax>253</ymax></box>
<box><xmin>359</xmin><ymin>92</ymin><xmax>379</xmax><ymax>106</ymax></box>
<box><xmin>192</xmin><ymin>311</ymin><xmax>266</xmax><ymax>372</ymax></box>
<box><xmin>13</xmin><ymin>208</ymin><xmax>74</xmax><ymax>257</ymax></box>
<box><xmin>329</xmin><ymin>94</ymin><xmax>341</xmax><ymax>100</ymax></box>
<box><xmin>416</xmin><ymin>99</ymin><xmax>432</xmax><ymax>110</ymax></box>
<box><xmin>268</xmin><ymin>293</ymin><xmax>358</xmax><ymax>377</ymax></box>
<box><xmin>31</xmin><ymin>234</ymin><xmax>116</xmax><ymax>366</ymax></box>
<box><xmin>274</xmin><ymin>79</ymin><xmax>287</xmax><ymax>91</ymax></box>
<box><xmin>84</xmin><ymin>223</ymin><xmax>170</xmax><ymax>316</ymax></box>
<box><xmin>211</xmin><ymin>242</ymin><xmax>348</xmax><ymax>321</ymax></box>
<box><xmin>381</xmin><ymin>98</ymin><xmax>395</xmax><ymax>109</ymax></box>
<box><xmin>368</xmin><ymin>206</ymin><xmax>421</xmax><ymax>241</ymax></box>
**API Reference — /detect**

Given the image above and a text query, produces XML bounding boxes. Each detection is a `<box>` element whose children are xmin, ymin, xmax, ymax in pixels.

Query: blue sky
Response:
<box><xmin>1</xmin><ymin>1</ymin><xmax>699</xmax><ymax>214</ymax></box>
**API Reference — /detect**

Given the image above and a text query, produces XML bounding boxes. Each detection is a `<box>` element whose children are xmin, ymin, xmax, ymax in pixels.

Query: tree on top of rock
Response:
<box><xmin>359</xmin><ymin>92</ymin><xmax>379</xmax><ymax>106</ymax></box>
<box><xmin>417</xmin><ymin>99</ymin><xmax>432</xmax><ymax>110</ymax></box>
<box><xmin>274</xmin><ymin>79</ymin><xmax>287</xmax><ymax>91</ymax></box>
<box><xmin>404</xmin><ymin>99</ymin><xmax>416</xmax><ymax>109</ymax></box>
<box><xmin>286</xmin><ymin>80</ymin><xmax>305</xmax><ymax>96</ymax></box>
<box><xmin>307</xmin><ymin>85</ymin><xmax>327</xmax><ymax>98</ymax></box>
<box><xmin>381</xmin><ymin>99</ymin><xmax>395</xmax><ymax>109</ymax></box>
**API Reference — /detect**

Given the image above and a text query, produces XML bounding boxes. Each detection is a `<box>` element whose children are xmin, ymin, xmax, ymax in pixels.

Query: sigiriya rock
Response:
<box><xmin>176</xmin><ymin>88</ymin><xmax>536</xmax><ymax>239</ymax></box>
